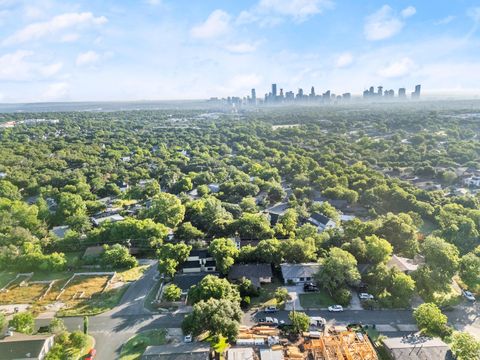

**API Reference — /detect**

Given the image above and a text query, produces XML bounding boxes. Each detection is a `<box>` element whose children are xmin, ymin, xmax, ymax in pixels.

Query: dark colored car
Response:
<box><xmin>303</xmin><ymin>282</ymin><xmax>319</xmax><ymax>292</ymax></box>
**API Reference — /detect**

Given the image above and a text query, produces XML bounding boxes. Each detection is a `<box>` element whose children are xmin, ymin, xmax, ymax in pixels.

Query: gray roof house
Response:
<box><xmin>307</xmin><ymin>213</ymin><xmax>336</xmax><ymax>232</ymax></box>
<box><xmin>0</xmin><ymin>334</ymin><xmax>55</xmax><ymax>360</ymax></box>
<box><xmin>383</xmin><ymin>336</ymin><xmax>453</xmax><ymax>360</ymax></box>
<box><xmin>280</xmin><ymin>263</ymin><xmax>322</xmax><ymax>285</ymax></box>
<box><xmin>228</xmin><ymin>263</ymin><xmax>273</xmax><ymax>288</ymax></box>
<box><xmin>142</xmin><ymin>343</ymin><xmax>211</xmax><ymax>360</ymax></box>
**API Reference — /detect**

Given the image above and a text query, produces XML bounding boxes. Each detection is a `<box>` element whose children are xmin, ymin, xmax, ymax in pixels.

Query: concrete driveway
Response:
<box><xmin>285</xmin><ymin>285</ymin><xmax>304</xmax><ymax>311</ymax></box>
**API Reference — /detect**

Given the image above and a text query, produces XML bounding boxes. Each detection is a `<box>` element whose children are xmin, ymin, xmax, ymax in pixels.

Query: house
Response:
<box><xmin>387</xmin><ymin>255</ymin><xmax>424</xmax><ymax>274</ymax></box>
<box><xmin>228</xmin><ymin>264</ymin><xmax>273</xmax><ymax>288</ymax></box>
<box><xmin>383</xmin><ymin>336</ymin><xmax>453</xmax><ymax>360</ymax></box>
<box><xmin>142</xmin><ymin>343</ymin><xmax>210</xmax><ymax>360</ymax></box>
<box><xmin>0</xmin><ymin>334</ymin><xmax>55</xmax><ymax>360</ymax></box>
<box><xmin>307</xmin><ymin>213</ymin><xmax>336</xmax><ymax>232</ymax></box>
<box><xmin>280</xmin><ymin>263</ymin><xmax>322</xmax><ymax>285</ymax></box>
<box><xmin>464</xmin><ymin>176</ymin><xmax>480</xmax><ymax>187</ymax></box>
<box><xmin>207</xmin><ymin>183</ymin><xmax>220</xmax><ymax>193</ymax></box>
<box><xmin>92</xmin><ymin>214</ymin><xmax>125</xmax><ymax>227</ymax></box>
<box><xmin>173</xmin><ymin>273</ymin><xmax>212</xmax><ymax>295</ymax></box>
<box><xmin>264</xmin><ymin>202</ymin><xmax>289</xmax><ymax>225</ymax></box>
<box><xmin>260</xmin><ymin>349</ymin><xmax>284</xmax><ymax>360</ymax></box>
<box><xmin>181</xmin><ymin>249</ymin><xmax>216</xmax><ymax>273</ymax></box>
<box><xmin>50</xmin><ymin>225</ymin><xmax>70</xmax><ymax>239</ymax></box>
<box><xmin>227</xmin><ymin>347</ymin><xmax>255</xmax><ymax>360</ymax></box>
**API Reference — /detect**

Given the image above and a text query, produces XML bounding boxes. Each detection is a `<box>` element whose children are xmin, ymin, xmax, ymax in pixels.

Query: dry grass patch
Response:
<box><xmin>59</xmin><ymin>276</ymin><xmax>110</xmax><ymax>302</ymax></box>
<box><xmin>0</xmin><ymin>283</ymin><xmax>48</xmax><ymax>304</ymax></box>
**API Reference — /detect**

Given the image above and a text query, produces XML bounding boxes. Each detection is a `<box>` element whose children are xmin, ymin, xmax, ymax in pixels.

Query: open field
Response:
<box><xmin>0</xmin><ymin>283</ymin><xmax>48</xmax><ymax>304</ymax></box>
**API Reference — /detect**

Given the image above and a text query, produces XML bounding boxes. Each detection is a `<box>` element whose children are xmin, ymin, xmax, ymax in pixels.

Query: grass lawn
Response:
<box><xmin>249</xmin><ymin>278</ymin><xmax>283</xmax><ymax>308</ymax></box>
<box><xmin>120</xmin><ymin>329</ymin><xmax>167</xmax><ymax>360</ymax></box>
<box><xmin>30</xmin><ymin>271</ymin><xmax>74</xmax><ymax>282</ymax></box>
<box><xmin>299</xmin><ymin>292</ymin><xmax>336</xmax><ymax>309</ymax></box>
<box><xmin>58</xmin><ymin>285</ymin><xmax>128</xmax><ymax>317</ymax></box>
<box><xmin>0</xmin><ymin>271</ymin><xmax>15</xmax><ymax>288</ymax></box>
<box><xmin>117</xmin><ymin>266</ymin><xmax>148</xmax><ymax>282</ymax></box>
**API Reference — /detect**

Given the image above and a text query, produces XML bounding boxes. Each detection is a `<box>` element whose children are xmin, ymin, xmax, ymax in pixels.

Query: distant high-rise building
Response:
<box><xmin>412</xmin><ymin>84</ymin><xmax>421</xmax><ymax>99</ymax></box>
<box><xmin>297</xmin><ymin>88</ymin><xmax>304</xmax><ymax>99</ymax></box>
<box><xmin>369</xmin><ymin>86</ymin><xmax>375</xmax><ymax>96</ymax></box>
<box><xmin>377</xmin><ymin>86</ymin><xmax>383</xmax><ymax>97</ymax></box>
<box><xmin>343</xmin><ymin>93</ymin><xmax>351</xmax><ymax>100</ymax></box>
<box><xmin>286</xmin><ymin>91</ymin><xmax>295</xmax><ymax>101</ymax></box>
<box><xmin>279</xmin><ymin>88</ymin><xmax>284</xmax><ymax>99</ymax></box>
<box><xmin>310</xmin><ymin>86</ymin><xmax>316</xmax><ymax>97</ymax></box>
<box><xmin>323</xmin><ymin>90</ymin><xmax>331</xmax><ymax>101</ymax></box>
<box><xmin>272</xmin><ymin>84</ymin><xmax>277</xmax><ymax>99</ymax></box>
<box><xmin>251</xmin><ymin>89</ymin><xmax>256</xmax><ymax>104</ymax></box>
<box><xmin>398</xmin><ymin>88</ymin><xmax>406</xmax><ymax>98</ymax></box>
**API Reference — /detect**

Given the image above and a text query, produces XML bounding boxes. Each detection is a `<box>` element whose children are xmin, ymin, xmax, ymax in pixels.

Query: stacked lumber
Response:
<box><xmin>285</xmin><ymin>345</ymin><xmax>304</xmax><ymax>359</ymax></box>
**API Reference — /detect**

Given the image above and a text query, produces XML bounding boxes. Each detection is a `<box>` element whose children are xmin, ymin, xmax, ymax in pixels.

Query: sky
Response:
<box><xmin>0</xmin><ymin>0</ymin><xmax>480</xmax><ymax>102</ymax></box>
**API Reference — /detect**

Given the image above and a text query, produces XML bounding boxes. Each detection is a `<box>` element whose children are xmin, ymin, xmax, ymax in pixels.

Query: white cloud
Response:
<box><xmin>42</xmin><ymin>82</ymin><xmax>69</xmax><ymax>101</ymax></box>
<box><xmin>335</xmin><ymin>52</ymin><xmax>353</xmax><ymax>68</ymax></box>
<box><xmin>145</xmin><ymin>0</ymin><xmax>162</xmax><ymax>5</ymax></box>
<box><xmin>60</xmin><ymin>33</ymin><xmax>80</xmax><ymax>43</ymax></box>
<box><xmin>378</xmin><ymin>57</ymin><xmax>415</xmax><ymax>78</ymax></box>
<box><xmin>0</xmin><ymin>50</ymin><xmax>62</xmax><ymax>81</ymax></box>
<box><xmin>401</xmin><ymin>6</ymin><xmax>416</xmax><ymax>18</ymax></box>
<box><xmin>3</xmin><ymin>12</ymin><xmax>108</xmax><ymax>45</ymax></box>
<box><xmin>364</xmin><ymin>5</ymin><xmax>415</xmax><ymax>41</ymax></box>
<box><xmin>76</xmin><ymin>50</ymin><xmax>100</xmax><ymax>66</ymax></box>
<box><xmin>225</xmin><ymin>42</ymin><xmax>259</xmax><ymax>54</ymax></box>
<box><xmin>238</xmin><ymin>0</ymin><xmax>332</xmax><ymax>25</ymax></box>
<box><xmin>190</xmin><ymin>10</ymin><xmax>231</xmax><ymax>39</ymax></box>
<box><xmin>468</xmin><ymin>7</ymin><xmax>480</xmax><ymax>23</ymax></box>
<box><xmin>434</xmin><ymin>15</ymin><xmax>455</xmax><ymax>26</ymax></box>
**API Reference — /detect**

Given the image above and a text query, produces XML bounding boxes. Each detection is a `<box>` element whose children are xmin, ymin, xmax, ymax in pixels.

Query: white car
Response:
<box><xmin>359</xmin><ymin>293</ymin><xmax>374</xmax><ymax>300</ymax></box>
<box><xmin>463</xmin><ymin>290</ymin><xmax>476</xmax><ymax>302</ymax></box>
<box><xmin>328</xmin><ymin>305</ymin><xmax>344</xmax><ymax>312</ymax></box>
<box><xmin>184</xmin><ymin>334</ymin><xmax>193</xmax><ymax>343</ymax></box>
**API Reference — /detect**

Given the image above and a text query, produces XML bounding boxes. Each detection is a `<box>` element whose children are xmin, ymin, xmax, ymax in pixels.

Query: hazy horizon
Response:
<box><xmin>0</xmin><ymin>1</ymin><xmax>479</xmax><ymax>103</ymax></box>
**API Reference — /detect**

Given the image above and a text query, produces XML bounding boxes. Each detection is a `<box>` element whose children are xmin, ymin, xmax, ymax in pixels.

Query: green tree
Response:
<box><xmin>274</xmin><ymin>287</ymin><xmax>291</xmax><ymax>305</ymax></box>
<box><xmin>188</xmin><ymin>275</ymin><xmax>241</xmax><ymax>304</ymax></box>
<box><xmin>315</xmin><ymin>247</ymin><xmax>360</xmax><ymax>294</ymax></box>
<box><xmin>376</xmin><ymin>213</ymin><xmax>419</xmax><ymax>257</ymax></box>
<box><xmin>459</xmin><ymin>253</ymin><xmax>480</xmax><ymax>289</ymax></box>
<box><xmin>0</xmin><ymin>180</ymin><xmax>21</xmax><ymax>200</ymax></box>
<box><xmin>9</xmin><ymin>312</ymin><xmax>35</xmax><ymax>334</ymax></box>
<box><xmin>101</xmin><ymin>244</ymin><xmax>138</xmax><ymax>269</ymax></box>
<box><xmin>163</xmin><ymin>284</ymin><xmax>182</xmax><ymax>301</ymax></box>
<box><xmin>275</xmin><ymin>209</ymin><xmax>298</xmax><ymax>237</ymax></box>
<box><xmin>282</xmin><ymin>238</ymin><xmax>317</xmax><ymax>263</ymax></box>
<box><xmin>365</xmin><ymin>235</ymin><xmax>393</xmax><ymax>264</ymax></box>
<box><xmin>231</xmin><ymin>213</ymin><xmax>274</xmax><ymax>240</ymax></box>
<box><xmin>83</xmin><ymin>316</ymin><xmax>88</xmax><ymax>335</ymax></box>
<box><xmin>451</xmin><ymin>331</ymin><xmax>480</xmax><ymax>360</ymax></box>
<box><xmin>158</xmin><ymin>258</ymin><xmax>178</xmax><ymax>278</ymax></box>
<box><xmin>182</xmin><ymin>298</ymin><xmax>242</xmax><ymax>341</ymax></box>
<box><xmin>209</xmin><ymin>238</ymin><xmax>239</xmax><ymax>274</ymax></box>
<box><xmin>141</xmin><ymin>193</ymin><xmax>185</xmax><ymax>228</ymax></box>
<box><xmin>413</xmin><ymin>303</ymin><xmax>449</xmax><ymax>337</ymax></box>
<box><xmin>388</xmin><ymin>270</ymin><xmax>416</xmax><ymax>308</ymax></box>
<box><xmin>289</xmin><ymin>311</ymin><xmax>310</xmax><ymax>335</ymax></box>
<box><xmin>254</xmin><ymin>239</ymin><xmax>283</xmax><ymax>265</ymax></box>
<box><xmin>175</xmin><ymin>222</ymin><xmax>204</xmax><ymax>242</ymax></box>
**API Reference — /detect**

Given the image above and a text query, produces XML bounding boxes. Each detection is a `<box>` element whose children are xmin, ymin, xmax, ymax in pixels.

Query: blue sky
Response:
<box><xmin>0</xmin><ymin>0</ymin><xmax>479</xmax><ymax>102</ymax></box>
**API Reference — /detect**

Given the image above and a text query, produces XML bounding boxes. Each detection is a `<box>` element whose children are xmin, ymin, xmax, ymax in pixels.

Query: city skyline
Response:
<box><xmin>213</xmin><ymin>83</ymin><xmax>421</xmax><ymax>106</ymax></box>
<box><xmin>0</xmin><ymin>1</ymin><xmax>479</xmax><ymax>102</ymax></box>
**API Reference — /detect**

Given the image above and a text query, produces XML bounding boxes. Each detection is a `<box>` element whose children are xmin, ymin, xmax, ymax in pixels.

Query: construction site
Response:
<box><xmin>229</xmin><ymin>326</ymin><xmax>379</xmax><ymax>360</ymax></box>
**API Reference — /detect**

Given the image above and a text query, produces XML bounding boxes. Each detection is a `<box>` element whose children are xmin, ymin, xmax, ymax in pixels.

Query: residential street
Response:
<box><xmin>33</xmin><ymin>262</ymin><xmax>480</xmax><ymax>359</ymax></box>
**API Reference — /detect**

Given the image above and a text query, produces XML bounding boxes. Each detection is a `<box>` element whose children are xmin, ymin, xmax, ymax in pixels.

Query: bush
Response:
<box><xmin>101</xmin><ymin>244</ymin><xmax>138</xmax><ymax>269</ymax></box>
<box><xmin>333</xmin><ymin>288</ymin><xmax>352</xmax><ymax>306</ymax></box>
<box><xmin>9</xmin><ymin>312</ymin><xmax>35</xmax><ymax>334</ymax></box>
<box><xmin>163</xmin><ymin>284</ymin><xmax>181</xmax><ymax>302</ymax></box>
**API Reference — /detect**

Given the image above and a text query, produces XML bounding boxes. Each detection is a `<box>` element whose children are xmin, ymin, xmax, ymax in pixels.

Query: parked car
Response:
<box><xmin>258</xmin><ymin>317</ymin><xmax>279</xmax><ymax>326</ymax></box>
<box><xmin>304</xmin><ymin>282</ymin><xmax>319</xmax><ymax>292</ymax></box>
<box><xmin>310</xmin><ymin>317</ymin><xmax>326</xmax><ymax>327</ymax></box>
<box><xmin>85</xmin><ymin>349</ymin><xmax>96</xmax><ymax>360</ymax></box>
<box><xmin>264</xmin><ymin>305</ymin><xmax>278</xmax><ymax>313</ymax></box>
<box><xmin>359</xmin><ymin>293</ymin><xmax>374</xmax><ymax>300</ymax></box>
<box><xmin>328</xmin><ymin>305</ymin><xmax>344</xmax><ymax>312</ymax></box>
<box><xmin>463</xmin><ymin>290</ymin><xmax>476</xmax><ymax>302</ymax></box>
<box><xmin>184</xmin><ymin>334</ymin><xmax>193</xmax><ymax>343</ymax></box>
<box><xmin>4</xmin><ymin>330</ymin><xmax>13</xmax><ymax>337</ymax></box>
